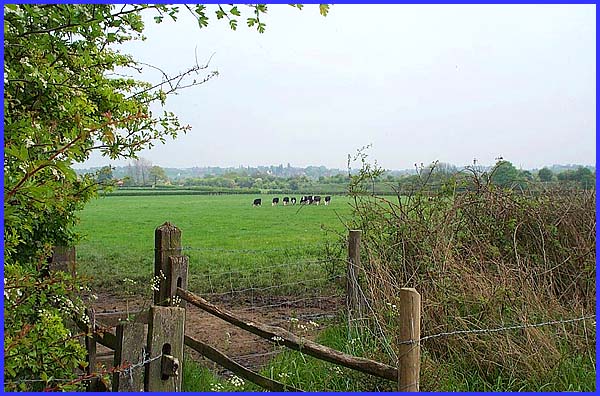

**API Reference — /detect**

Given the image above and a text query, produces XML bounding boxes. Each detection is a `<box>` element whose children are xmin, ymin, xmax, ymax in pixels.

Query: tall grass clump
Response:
<box><xmin>344</xmin><ymin>155</ymin><xmax>596</xmax><ymax>391</ymax></box>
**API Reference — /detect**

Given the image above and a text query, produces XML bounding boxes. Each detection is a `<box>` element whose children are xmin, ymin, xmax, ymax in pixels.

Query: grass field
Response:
<box><xmin>75</xmin><ymin>194</ymin><xmax>353</xmax><ymax>294</ymax></box>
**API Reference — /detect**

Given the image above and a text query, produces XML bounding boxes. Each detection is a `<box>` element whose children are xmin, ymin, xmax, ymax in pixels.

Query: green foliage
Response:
<box><xmin>4</xmin><ymin>264</ymin><xmax>89</xmax><ymax>392</ymax></box>
<box><xmin>149</xmin><ymin>165</ymin><xmax>168</xmax><ymax>184</ymax></box>
<box><xmin>489</xmin><ymin>160</ymin><xmax>527</xmax><ymax>188</ymax></box>
<box><xmin>557</xmin><ymin>166</ymin><xmax>595</xmax><ymax>189</ymax></box>
<box><xmin>4</xmin><ymin>3</ymin><xmax>329</xmax><ymax>389</ymax></box>
<box><xmin>96</xmin><ymin>166</ymin><xmax>114</xmax><ymax>184</ymax></box>
<box><xmin>538</xmin><ymin>167</ymin><xmax>554</xmax><ymax>182</ymax></box>
<box><xmin>345</xmin><ymin>153</ymin><xmax>596</xmax><ymax>391</ymax></box>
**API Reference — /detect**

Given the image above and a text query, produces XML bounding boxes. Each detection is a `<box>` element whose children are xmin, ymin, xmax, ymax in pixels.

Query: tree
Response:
<box><xmin>557</xmin><ymin>167</ymin><xmax>596</xmax><ymax>189</ymax></box>
<box><xmin>149</xmin><ymin>165</ymin><xmax>168</xmax><ymax>185</ymax></box>
<box><xmin>128</xmin><ymin>157</ymin><xmax>153</xmax><ymax>185</ymax></box>
<box><xmin>490</xmin><ymin>160</ymin><xmax>524</xmax><ymax>188</ymax></box>
<box><xmin>538</xmin><ymin>167</ymin><xmax>554</xmax><ymax>182</ymax></box>
<box><xmin>96</xmin><ymin>165</ymin><xmax>114</xmax><ymax>184</ymax></box>
<box><xmin>4</xmin><ymin>4</ymin><xmax>328</xmax><ymax>390</ymax></box>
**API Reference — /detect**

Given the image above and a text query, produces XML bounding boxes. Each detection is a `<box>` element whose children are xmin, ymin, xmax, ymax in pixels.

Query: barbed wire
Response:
<box><xmin>119</xmin><ymin>348</ymin><xmax>162</xmax><ymax>379</ymax></box>
<box><xmin>4</xmin><ymin>349</ymin><xmax>162</xmax><ymax>389</ymax></box>
<box><xmin>394</xmin><ymin>315</ymin><xmax>596</xmax><ymax>345</ymax></box>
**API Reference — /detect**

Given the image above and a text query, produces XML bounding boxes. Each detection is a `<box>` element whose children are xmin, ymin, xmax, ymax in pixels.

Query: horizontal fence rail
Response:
<box><xmin>176</xmin><ymin>287</ymin><xmax>398</xmax><ymax>382</ymax></box>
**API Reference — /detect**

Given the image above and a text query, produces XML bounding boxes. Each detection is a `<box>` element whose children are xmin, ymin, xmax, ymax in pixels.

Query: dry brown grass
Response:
<box><xmin>346</xmin><ymin>169</ymin><xmax>596</xmax><ymax>389</ymax></box>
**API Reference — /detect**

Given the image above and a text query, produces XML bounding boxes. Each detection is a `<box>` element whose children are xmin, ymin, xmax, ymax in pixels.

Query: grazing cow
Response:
<box><xmin>313</xmin><ymin>195</ymin><xmax>321</xmax><ymax>205</ymax></box>
<box><xmin>324</xmin><ymin>196</ymin><xmax>331</xmax><ymax>205</ymax></box>
<box><xmin>272</xmin><ymin>197</ymin><xmax>279</xmax><ymax>206</ymax></box>
<box><xmin>300</xmin><ymin>196</ymin><xmax>307</xmax><ymax>205</ymax></box>
<box><xmin>291</xmin><ymin>197</ymin><xmax>297</xmax><ymax>205</ymax></box>
<box><xmin>283</xmin><ymin>196</ymin><xmax>290</xmax><ymax>206</ymax></box>
<box><xmin>253</xmin><ymin>198</ymin><xmax>261</xmax><ymax>206</ymax></box>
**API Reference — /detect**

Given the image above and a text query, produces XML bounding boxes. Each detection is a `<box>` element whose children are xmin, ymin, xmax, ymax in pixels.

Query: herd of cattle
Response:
<box><xmin>252</xmin><ymin>195</ymin><xmax>331</xmax><ymax>207</ymax></box>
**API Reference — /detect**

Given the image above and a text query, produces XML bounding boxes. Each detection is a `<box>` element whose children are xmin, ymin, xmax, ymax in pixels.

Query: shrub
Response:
<box><xmin>345</xmin><ymin>158</ymin><xmax>596</xmax><ymax>391</ymax></box>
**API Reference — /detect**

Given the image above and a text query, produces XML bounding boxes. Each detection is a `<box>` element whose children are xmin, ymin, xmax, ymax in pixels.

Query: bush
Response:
<box><xmin>345</xmin><ymin>159</ymin><xmax>596</xmax><ymax>391</ymax></box>
<box><xmin>4</xmin><ymin>264</ymin><xmax>90</xmax><ymax>392</ymax></box>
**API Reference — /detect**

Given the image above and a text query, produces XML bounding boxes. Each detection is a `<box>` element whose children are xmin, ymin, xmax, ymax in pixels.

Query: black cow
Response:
<box><xmin>313</xmin><ymin>195</ymin><xmax>321</xmax><ymax>205</ymax></box>
<box><xmin>272</xmin><ymin>197</ymin><xmax>279</xmax><ymax>206</ymax></box>
<box><xmin>283</xmin><ymin>196</ymin><xmax>290</xmax><ymax>206</ymax></box>
<box><xmin>300</xmin><ymin>196</ymin><xmax>307</xmax><ymax>205</ymax></box>
<box><xmin>324</xmin><ymin>196</ymin><xmax>331</xmax><ymax>205</ymax></box>
<box><xmin>253</xmin><ymin>198</ymin><xmax>261</xmax><ymax>206</ymax></box>
<box><xmin>290</xmin><ymin>197</ymin><xmax>297</xmax><ymax>205</ymax></box>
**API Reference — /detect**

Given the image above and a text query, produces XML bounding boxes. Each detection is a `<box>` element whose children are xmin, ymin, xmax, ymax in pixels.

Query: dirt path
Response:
<box><xmin>90</xmin><ymin>290</ymin><xmax>343</xmax><ymax>374</ymax></box>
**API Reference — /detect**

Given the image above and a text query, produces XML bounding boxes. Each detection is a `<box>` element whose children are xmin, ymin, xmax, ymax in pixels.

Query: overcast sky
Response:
<box><xmin>80</xmin><ymin>4</ymin><xmax>596</xmax><ymax>171</ymax></box>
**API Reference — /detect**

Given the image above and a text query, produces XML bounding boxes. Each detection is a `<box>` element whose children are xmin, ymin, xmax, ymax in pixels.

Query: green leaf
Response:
<box><xmin>198</xmin><ymin>15</ymin><xmax>209</xmax><ymax>28</ymax></box>
<box><xmin>230</xmin><ymin>6</ymin><xmax>240</xmax><ymax>16</ymax></box>
<box><xmin>319</xmin><ymin>4</ymin><xmax>330</xmax><ymax>16</ymax></box>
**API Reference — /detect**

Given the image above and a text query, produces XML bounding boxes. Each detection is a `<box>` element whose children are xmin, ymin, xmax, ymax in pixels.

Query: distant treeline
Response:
<box><xmin>90</xmin><ymin>160</ymin><xmax>595</xmax><ymax>196</ymax></box>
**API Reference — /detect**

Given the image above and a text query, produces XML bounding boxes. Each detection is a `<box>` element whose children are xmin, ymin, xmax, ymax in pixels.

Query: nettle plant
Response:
<box><xmin>4</xmin><ymin>4</ymin><xmax>328</xmax><ymax>391</ymax></box>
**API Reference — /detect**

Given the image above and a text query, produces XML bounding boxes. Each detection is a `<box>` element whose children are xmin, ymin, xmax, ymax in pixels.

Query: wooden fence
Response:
<box><xmin>77</xmin><ymin>222</ymin><xmax>421</xmax><ymax>392</ymax></box>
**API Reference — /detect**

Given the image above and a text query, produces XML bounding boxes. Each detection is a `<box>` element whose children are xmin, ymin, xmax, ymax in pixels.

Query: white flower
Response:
<box><xmin>24</xmin><ymin>137</ymin><xmax>35</xmax><ymax>148</ymax></box>
<box><xmin>171</xmin><ymin>295</ymin><xmax>181</xmax><ymax>306</ymax></box>
<box><xmin>271</xmin><ymin>336</ymin><xmax>284</xmax><ymax>342</ymax></box>
<box><xmin>309</xmin><ymin>321</ymin><xmax>319</xmax><ymax>328</ymax></box>
<box><xmin>290</xmin><ymin>317</ymin><xmax>299</xmax><ymax>323</ymax></box>
<box><xmin>229</xmin><ymin>375</ymin><xmax>244</xmax><ymax>387</ymax></box>
<box><xmin>210</xmin><ymin>383</ymin><xmax>224</xmax><ymax>392</ymax></box>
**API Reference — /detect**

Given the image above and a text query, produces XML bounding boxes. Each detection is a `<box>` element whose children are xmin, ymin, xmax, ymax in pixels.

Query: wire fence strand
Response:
<box><xmin>4</xmin><ymin>348</ymin><xmax>162</xmax><ymax>389</ymax></box>
<box><xmin>393</xmin><ymin>314</ymin><xmax>597</xmax><ymax>345</ymax></box>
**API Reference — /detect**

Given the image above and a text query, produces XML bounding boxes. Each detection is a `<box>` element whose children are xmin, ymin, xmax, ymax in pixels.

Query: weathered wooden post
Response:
<box><xmin>167</xmin><ymin>255</ymin><xmax>189</xmax><ymax>308</ymax></box>
<box><xmin>154</xmin><ymin>222</ymin><xmax>182</xmax><ymax>305</ymax></box>
<box><xmin>113</xmin><ymin>322</ymin><xmax>146</xmax><ymax>392</ymax></box>
<box><xmin>48</xmin><ymin>245</ymin><xmax>76</xmax><ymax>276</ymax></box>
<box><xmin>145</xmin><ymin>306</ymin><xmax>185</xmax><ymax>392</ymax></box>
<box><xmin>146</xmin><ymin>222</ymin><xmax>187</xmax><ymax>391</ymax></box>
<box><xmin>347</xmin><ymin>230</ymin><xmax>364</xmax><ymax>325</ymax></box>
<box><xmin>397</xmin><ymin>288</ymin><xmax>421</xmax><ymax>392</ymax></box>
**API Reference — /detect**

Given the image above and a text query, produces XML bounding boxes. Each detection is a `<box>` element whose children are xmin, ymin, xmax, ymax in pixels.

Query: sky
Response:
<box><xmin>79</xmin><ymin>4</ymin><xmax>596</xmax><ymax>171</ymax></box>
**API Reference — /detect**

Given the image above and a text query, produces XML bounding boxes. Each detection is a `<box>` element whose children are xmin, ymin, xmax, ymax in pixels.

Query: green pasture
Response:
<box><xmin>75</xmin><ymin>194</ymin><xmax>353</xmax><ymax>295</ymax></box>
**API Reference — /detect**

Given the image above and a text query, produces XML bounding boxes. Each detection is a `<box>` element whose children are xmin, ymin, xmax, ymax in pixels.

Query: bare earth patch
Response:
<box><xmin>90</xmin><ymin>290</ymin><xmax>343</xmax><ymax>375</ymax></box>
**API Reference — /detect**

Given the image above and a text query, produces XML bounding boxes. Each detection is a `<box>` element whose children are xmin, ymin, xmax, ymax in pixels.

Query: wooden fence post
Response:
<box><xmin>168</xmin><ymin>255</ymin><xmax>189</xmax><ymax>308</ymax></box>
<box><xmin>113</xmin><ymin>322</ymin><xmax>146</xmax><ymax>392</ymax></box>
<box><xmin>48</xmin><ymin>245</ymin><xmax>76</xmax><ymax>276</ymax></box>
<box><xmin>154</xmin><ymin>222</ymin><xmax>182</xmax><ymax>306</ymax></box>
<box><xmin>145</xmin><ymin>306</ymin><xmax>186</xmax><ymax>392</ymax></box>
<box><xmin>347</xmin><ymin>230</ymin><xmax>365</xmax><ymax>325</ymax></box>
<box><xmin>397</xmin><ymin>288</ymin><xmax>421</xmax><ymax>392</ymax></box>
